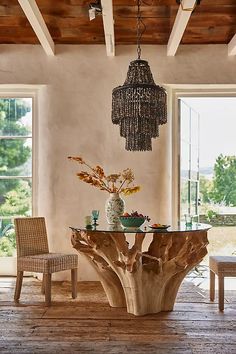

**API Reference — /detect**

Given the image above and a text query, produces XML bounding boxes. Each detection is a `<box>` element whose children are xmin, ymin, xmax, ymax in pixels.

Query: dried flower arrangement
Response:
<box><xmin>68</xmin><ymin>156</ymin><xmax>140</xmax><ymax>196</ymax></box>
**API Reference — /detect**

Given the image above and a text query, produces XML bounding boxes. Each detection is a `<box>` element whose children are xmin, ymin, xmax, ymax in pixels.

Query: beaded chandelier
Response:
<box><xmin>111</xmin><ymin>0</ymin><xmax>167</xmax><ymax>151</ymax></box>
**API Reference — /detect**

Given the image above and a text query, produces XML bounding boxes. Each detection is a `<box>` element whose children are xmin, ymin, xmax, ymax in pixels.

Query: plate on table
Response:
<box><xmin>149</xmin><ymin>224</ymin><xmax>170</xmax><ymax>230</ymax></box>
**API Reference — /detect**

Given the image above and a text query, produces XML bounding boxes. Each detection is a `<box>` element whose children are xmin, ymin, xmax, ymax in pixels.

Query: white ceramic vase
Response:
<box><xmin>105</xmin><ymin>193</ymin><xmax>125</xmax><ymax>225</ymax></box>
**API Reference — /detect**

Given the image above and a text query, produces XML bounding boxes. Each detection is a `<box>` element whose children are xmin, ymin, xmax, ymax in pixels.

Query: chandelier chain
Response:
<box><xmin>136</xmin><ymin>0</ymin><xmax>141</xmax><ymax>59</ymax></box>
<box><xmin>136</xmin><ymin>0</ymin><xmax>146</xmax><ymax>60</ymax></box>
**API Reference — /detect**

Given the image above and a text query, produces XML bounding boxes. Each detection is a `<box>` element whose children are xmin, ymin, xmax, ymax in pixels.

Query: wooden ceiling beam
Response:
<box><xmin>101</xmin><ymin>0</ymin><xmax>115</xmax><ymax>57</ymax></box>
<box><xmin>167</xmin><ymin>0</ymin><xmax>197</xmax><ymax>56</ymax></box>
<box><xmin>228</xmin><ymin>34</ymin><xmax>236</xmax><ymax>56</ymax></box>
<box><xmin>18</xmin><ymin>0</ymin><xmax>55</xmax><ymax>56</ymax></box>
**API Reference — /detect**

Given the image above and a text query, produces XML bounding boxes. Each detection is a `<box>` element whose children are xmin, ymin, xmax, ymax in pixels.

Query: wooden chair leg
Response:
<box><xmin>44</xmin><ymin>273</ymin><xmax>52</xmax><ymax>306</ymax></box>
<box><xmin>14</xmin><ymin>271</ymin><xmax>24</xmax><ymax>301</ymax></box>
<box><xmin>71</xmin><ymin>268</ymin><xmax>78</xmax><ymax>299</ymax></box>
<box><xmin>218</xmin><ymin>275</ymin><xmax>224</xmax><ymax>311</ymax></box>
<box><xmin>41</xmin><ymin>274</ymin><xmax>45</xmax><ymax>294</ymax></box>
<box><xmin>210</xmin><ymin>270</ymin><xmax>215</xmax><ymax>301</ymax></box>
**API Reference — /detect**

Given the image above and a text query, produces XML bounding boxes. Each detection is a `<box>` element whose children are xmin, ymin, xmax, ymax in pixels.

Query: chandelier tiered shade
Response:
<box><xmin>112</xmin><ymin>59</ymin><xmax>167</xmax><ymax>151</ymax></box>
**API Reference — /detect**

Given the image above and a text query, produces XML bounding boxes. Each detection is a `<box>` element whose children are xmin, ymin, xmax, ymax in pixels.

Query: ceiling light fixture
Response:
<box><xmin>89</xmin><ymin>0</ymin><xmax>102</xmax><ymax>21</ymax></box>
<box><xmin>176</xmin><ymin>0</ymin><xmax>201</xmax><ymax>12</ymax></box>
<box><xmin>111</xmin><ymin>0</ymin><xmax>167</xmax><ymax>151</ymax></box>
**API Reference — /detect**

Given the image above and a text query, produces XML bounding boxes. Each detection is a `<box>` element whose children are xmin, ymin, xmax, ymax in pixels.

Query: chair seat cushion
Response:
<box><xmin>17</xmin><ymin>253</ymin><xmax>78</xmax><ymax>273</ymax></box>
<box><xmin>209</xmin><ymin>256</ymin><xmax>236</xmax><ymax>274</ymax></box>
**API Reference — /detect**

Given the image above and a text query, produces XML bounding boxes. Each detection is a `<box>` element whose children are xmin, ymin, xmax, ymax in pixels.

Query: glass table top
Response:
<box><xmin>70</xmin><ymin>222</ymin><xmax>211</xmax><ymax>234</ymax></box>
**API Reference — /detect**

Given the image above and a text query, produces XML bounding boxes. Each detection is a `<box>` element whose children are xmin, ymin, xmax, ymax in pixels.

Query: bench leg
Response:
<box><xmin>71</xmin><ymin>268</ymin><xmax>78</xmax><ymax>299</ymax></box>
<box><xmin>218</xmin><ymin>275</ymin><xmax>224</xmax><ymax>311</ymax></box>
<box><xmin>210</xmin><ymin>270</ymin><xmax>215</xmax><ymax>301</ymax></box>
<box><xmin>14</xmin><ymin>271</ymin><xmax>24</xmax><ymax>301</ymax></box>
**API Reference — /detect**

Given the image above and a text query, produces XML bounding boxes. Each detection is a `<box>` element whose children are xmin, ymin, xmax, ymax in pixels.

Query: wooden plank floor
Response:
<box><xmin>0</xmin><ymin>277</ymin><xmax>236</xmax><ymax>354</ymax></box>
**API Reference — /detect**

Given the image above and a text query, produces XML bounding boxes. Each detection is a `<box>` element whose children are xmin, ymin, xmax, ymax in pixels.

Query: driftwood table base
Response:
<box><xmin>71</xmin><ymin>229</ymin><xmax>209</xmax><ymax>316</ymax></box>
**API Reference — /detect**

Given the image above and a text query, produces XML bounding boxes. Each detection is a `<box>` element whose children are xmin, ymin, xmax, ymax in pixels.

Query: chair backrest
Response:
<box><xmin>14</xmin><ymin>217</ymin><xmax>49</xmax><ymax>257</ymax></box>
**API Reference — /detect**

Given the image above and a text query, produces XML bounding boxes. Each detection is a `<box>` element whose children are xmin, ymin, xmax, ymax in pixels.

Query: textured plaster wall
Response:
<box><xmin>0</xmin><ymin>44</ymin><xmax>236</xmax><ymax>280</ymax></box>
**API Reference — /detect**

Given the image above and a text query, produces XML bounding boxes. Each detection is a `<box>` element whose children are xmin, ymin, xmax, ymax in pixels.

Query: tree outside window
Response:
<box><xmin>0</xmin><ymin>98</ymin><xmax>32</xmax><ymax>256</ymax></box>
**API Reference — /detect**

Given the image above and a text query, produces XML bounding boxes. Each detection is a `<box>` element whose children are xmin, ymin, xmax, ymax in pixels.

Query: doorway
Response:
<box><xmin>178</xmin><ymin>96</ymin><xmax>236</xmax><ymax>261</ymax></box>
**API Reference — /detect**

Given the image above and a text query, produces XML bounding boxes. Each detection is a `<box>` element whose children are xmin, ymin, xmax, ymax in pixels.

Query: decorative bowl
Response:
<box><xmin>119</xmin><ymin>216</ymin><xmax>146</xmax><ymax>228</ymax></box>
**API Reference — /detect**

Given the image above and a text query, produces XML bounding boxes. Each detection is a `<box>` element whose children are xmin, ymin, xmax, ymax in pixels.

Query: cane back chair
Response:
<box><xmin>14</xmin><ymin>217</ymin><xmax>78</xmax><ymax>305</ymax></box>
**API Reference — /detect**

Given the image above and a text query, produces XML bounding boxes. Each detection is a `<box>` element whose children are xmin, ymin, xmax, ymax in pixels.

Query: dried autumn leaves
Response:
<box><xmin>68</xmin><ymin>156</ymin><xmax>140</xmax><ymax>196</ymax></box>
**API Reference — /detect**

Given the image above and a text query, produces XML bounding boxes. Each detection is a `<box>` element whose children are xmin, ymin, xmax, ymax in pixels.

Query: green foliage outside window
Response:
<box><xmin>199</xmin><ymin>176</ymin><xmax>213</xmax><ymax>204</ymax></box>
<box><xmin>210</xmin><ymin>155</ymin><xmax>236</xmax><ymax>206</ymax></box>
<box><xmin>0</xmin><ymin>229</ymin><xmax>15</xmax><ymax>257</ymax></box>
<box><xmin>0</xmin><ymin>98</ymin><xmax>32</xmax><ymax>257</ymax></box>
<box><xmin>199</xmin><ymin>155</ymin><xmax>236</xmax><ymax>208</ymax></box>
<box><xmin>0</xmin><ymin>180</ymin><xmax>31</xmax><ymax>217</ymax></box>
<box><xmin>0</xmin><ymin>181</ymin><xmax>31</xmax><ymax>256</ymax></box>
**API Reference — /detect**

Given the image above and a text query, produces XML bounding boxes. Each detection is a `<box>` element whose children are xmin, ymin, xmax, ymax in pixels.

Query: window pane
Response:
<box><xmin>180</xmin><ymin>101</ymin><xmax>190</xmax><ymax>143</ymax></box>
<box><xmin>180</xmin><ymin>178</ymin><xmax>189</xmax><ymax>218</ymax></box>
<box><xmin>0</xmin><ymin>178</ymin><xmax>32</xmax><ymax>217</ymax></box>
<box><xmin>0</xmin><ymin>217</ymin><xmax>15</xmax><ymax>256</ymax></box>
<box><xmin>181</xmin><ymin>141</ymin><xmax>190</xmax><ymax>177</ymax></box>
<box><xmin>0</xmin><ymin>138</ymin><xmax>32</xmax><ymax>176</ymax></box>
<box><xmin>191</xmin><ymin>146</ymin><xmax>198</xmax><ymax>179</ymax></box>
<box><xmin>190</xmin><ymin>181</ymin><xmax>198</xmax><ymax>216</ymax></box>
<box><xmin>191</xmin><ymin>110</ymin><xmax>199</xmax><ymax>148</ymax></box>
<box><xmin>0</xmin><ymin>98</ymin><xmax>32</xmax><ymax>136</ymax></box>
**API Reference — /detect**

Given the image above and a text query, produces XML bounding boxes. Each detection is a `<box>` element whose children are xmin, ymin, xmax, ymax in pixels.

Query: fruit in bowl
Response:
<box><xmin>119</xmin><ymin>211</ymin><xmax>150</xmax><ymax>228</ymax></box>
<box><xmin>151</xmin><ymin>223</ymin><xmax>163</xmax><ymax>227</ymax></box>
<box><xmin>149</xmin><ymin>223</ymin><xmax>170</xmax><ymax>229</ymax></box>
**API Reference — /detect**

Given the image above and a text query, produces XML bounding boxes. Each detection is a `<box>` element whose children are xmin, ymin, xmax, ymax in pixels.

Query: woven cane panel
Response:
<box><xmin>210</xmin><ymin>256</ymin><xmax>236</xmax><ymax>276</ymax></box>
<box><xmin>14</xmin><ymin>217</ymin><xmax>49</xmax><ymax>257</ymax></box>
<box><xmin>17</xmin><ymin>253</ymin><xmax>78</xmax><ymax>273</ymax></box>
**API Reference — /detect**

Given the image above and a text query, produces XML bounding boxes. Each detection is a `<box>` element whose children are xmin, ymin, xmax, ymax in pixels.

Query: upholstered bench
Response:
<box><xmin>209</xmin><ymin>256</ymin><xmax>236</xmax><ymax>311</ymax></box>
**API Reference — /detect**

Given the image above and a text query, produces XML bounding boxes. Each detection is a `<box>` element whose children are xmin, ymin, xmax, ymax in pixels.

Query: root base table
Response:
<box><xmin>71</xmin><ymin>223</ymin><xmax>210</xmax><ymax>316</ymax></box>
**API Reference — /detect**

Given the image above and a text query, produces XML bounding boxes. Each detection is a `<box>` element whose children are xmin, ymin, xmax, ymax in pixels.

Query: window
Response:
<box><xmin>0</xmin><ymin>97</ymin><xmax>33</xmax><ymax>257</ymax></box>
<box><xmin>180</xmin><ymin>99</ymin><xmax>200</xmax><ymax>220</ymax></box>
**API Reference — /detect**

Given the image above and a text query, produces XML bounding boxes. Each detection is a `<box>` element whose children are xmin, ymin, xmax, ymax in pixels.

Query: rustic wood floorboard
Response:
<box><xmin>0</xmin><ymin>277</ymin><xmax>236</xmax><ymax>354</ymax></box>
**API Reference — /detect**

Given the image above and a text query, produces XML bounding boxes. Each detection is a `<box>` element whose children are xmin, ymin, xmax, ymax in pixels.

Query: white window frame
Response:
<box><xmin>0</xmin><ymin>85</ymin><xmax>43</xmax><ymax>275</ymax></box>
<box><xmin>170</xmin><ymin>84</ymin><xmax>236</xmax><ymax>224</ymax></box>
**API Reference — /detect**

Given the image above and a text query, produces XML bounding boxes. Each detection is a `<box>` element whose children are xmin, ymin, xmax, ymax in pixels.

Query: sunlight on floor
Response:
<box><xmin>187</xmin><ymin>272</ymin><xmax>236</xmax><ymax>291</ymax></box>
